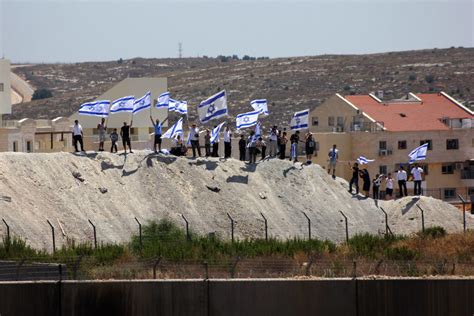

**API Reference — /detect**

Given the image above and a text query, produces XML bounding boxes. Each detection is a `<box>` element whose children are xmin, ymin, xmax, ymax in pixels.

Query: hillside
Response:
<box><xmin>0</xmin><ymin>151</ymin><xmax>469</xmax><ymax>250</ymax></box>
<box><xmin>7</xmin><ymin>48</ymin><xmax>474</xmax><ymax>127</ymax></box>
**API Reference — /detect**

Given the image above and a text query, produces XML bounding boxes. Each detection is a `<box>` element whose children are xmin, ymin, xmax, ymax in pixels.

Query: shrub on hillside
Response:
<box><xmin>32</xmin><ymin>88</ymin><xmax>53</xmax><ymax>100</ymax></box>
<box><xmin>418</xmin><ymin>226</ymin><xmax>446</xmax><ymax>239</ymax></box>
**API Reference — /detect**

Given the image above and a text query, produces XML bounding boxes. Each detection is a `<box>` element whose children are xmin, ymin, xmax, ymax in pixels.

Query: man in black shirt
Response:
<box><xmin>289</xmin><ymin>131</ymin><xmax>300</xmax><ymax>163</ymax></box>
<box><xmin>120</xmin><ymin>120</ymin><xmax>133</xmax><ymax>154</ymax></box>
<box><xmin>348</xmin><ymin>162</ymin><xmax>359</xmax><ymax>194</ymax></box>
<box><xmin>238</xmin><ymin>134</ymin><xmax>246</xmax><ymax>161</ymax></box>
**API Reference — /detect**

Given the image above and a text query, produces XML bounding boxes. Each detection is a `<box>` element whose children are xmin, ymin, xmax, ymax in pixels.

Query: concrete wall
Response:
<box><xmin>2</xmin><ymin>279</ymin><xmax>474</xmax><ymax>316</ymax></box>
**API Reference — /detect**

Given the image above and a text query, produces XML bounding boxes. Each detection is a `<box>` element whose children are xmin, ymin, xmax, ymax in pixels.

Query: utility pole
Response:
<box><xmin>178</xmin><ymin>42</ymin><xmax>182</xmax><ymax>58</ymax></box>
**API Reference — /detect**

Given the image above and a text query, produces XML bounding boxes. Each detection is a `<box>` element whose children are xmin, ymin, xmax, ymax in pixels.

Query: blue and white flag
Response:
<box><xmin>161</xmin><ymin>118</ymin><xmax>183</xmax><ymax>139</ymax></box>
<box><xmin>290</xmin><ymin>109</ymin><xmax>309</xmax><ymax>130</ymax></box>
<box><xmin>357</xmin><ymin>156</ymin><xmax>375</xmax><ymax>165</ymax></box>
<box><xmin>110</xmin><ymin>96</ymin><xmax>134</xmax><ymax>113</ymax></box>
<box><xmin>408</xmin><ymin>143</ymin><xmax>428</xmax><ymax>163</ymax></box>
<box><xmin>78</xmin><ymin>100</ymin><xmax>110</xmax><ymax>117</ymax></box>
<box><xmin>133</xmin><ymin>91</ymin><xmax>151</xmax><ymax>114</ymax></box>
<box><xmin>198</xmin><ymin>90</ymin><xmax>228</xmax><ymax>123</ymax></box>
<box><xmin>236</xmin><ymin>110</ymin><xmax>260</xmax><ymax>129</ymax></box>
<box><xmin>169</xmin><ymin>99</ymin><xmax>188</xmax><ymax>115</ymax></box>
<box><xmin>211</xmin><ymin>122</ymin><xmax>225</xmax><ymax>144</ymax></box>
<box><xmin>156</xmin><ymin>92</ymin><xmax>170</xmax><ymax>109</ymax></box>
<box><xmin>250</xmin><ymin>99</ymin><xmax>269</xmax><ymax>116</ymax></box>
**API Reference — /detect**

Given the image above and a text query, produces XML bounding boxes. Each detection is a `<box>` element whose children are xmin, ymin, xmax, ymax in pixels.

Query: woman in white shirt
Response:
<box><xmin>385</xmin><ymin>173</ymin><xmax>394</xmax><ymax>200</ymax></box>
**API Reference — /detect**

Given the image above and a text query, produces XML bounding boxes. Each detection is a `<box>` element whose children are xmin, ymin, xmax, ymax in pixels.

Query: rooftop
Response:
<box><xmin>344</xmin><ymin>92</ymin><xmax>474</xmax><ymax>132</ymax></box>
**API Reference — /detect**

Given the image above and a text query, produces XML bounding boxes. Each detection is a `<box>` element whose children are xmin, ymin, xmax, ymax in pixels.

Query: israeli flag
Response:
<box><xmin>169</xmin><ymin>99</ymin><xmax>188</xmax><ymax>115</ymax></box>
<box><xmin>211</xmin><ymin>122</ymin><xmax>225</xmax><ymax>144</ymax></box>
<box><xmin>408</xmin><ymin>143</ymin><xmax>428</xmax><ymax>163</ymax></box>
<box><xmin>357</xmin><ymin>156</ymin><xmax>375</xmax><ymax>165</ymax></box>
<box><xmin>162</xmin><ymin>118</ymin><xmax>184</xmax><ymax>139</ymax></box>
<box><xmin>236</xmin><ymin>110</ymin><xmax>260</xmax><ymax>129</ymax></box>
<box><xmin>290</xmin><ymin>109</ymin><xmax>309</xmax><ymax>130</ymax></box>
<box><xmin>255</xmin><ymin>121</ymin><xmax>261</xmax><ymax>138</ymax></box>
<box><xmin>157</xmin><ymin>92</ymin><xmax>170</xmax><ymax>109</ymax></box>
<box><xmin>110</xmin><ymin>96</ymin><xmax>134</xmax><ymax>113</ymax></box>
<box><xmin>198</xmin><ymin>90</ymin><xmax>228</xmax><ymax>123</ymax></box>
<box><xmin>78</xmin><ymin>100</ymin><xmax>110</xmax><ymax>117</ymax></box>
<box><xmin>250</xmin><ymin>99</ymin><xmax>269</xmax><ymax>116</ymax></box>
<box><xmin>133</xmin><ymin>91</ymin><xmax>151</xmax><ymax>114</ymax></box>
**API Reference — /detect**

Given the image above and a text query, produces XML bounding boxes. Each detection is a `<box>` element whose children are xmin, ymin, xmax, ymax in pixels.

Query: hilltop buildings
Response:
<box><xmin>309</xmin><ymin>92</ymin><xmax>474</xmax><ymax>201</ymax></box>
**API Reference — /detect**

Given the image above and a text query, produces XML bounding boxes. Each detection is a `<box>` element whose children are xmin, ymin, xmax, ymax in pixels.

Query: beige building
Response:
<box><xmin>0</xmin><ymin>59</ymin><xmax>12</xmax><ymax>126</ymax></box>
<box><xmin>309</xmin><ymin>92</ymin><xmax>474</xmax><ymax>201</ymax></box>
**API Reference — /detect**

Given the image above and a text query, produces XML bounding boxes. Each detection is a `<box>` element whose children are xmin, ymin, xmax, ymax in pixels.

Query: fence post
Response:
<box><xmin>46</xmin><ymin>219</ymin><xmax>56</xmax><ymax>254</ymax></box>
<box><xmin>88</xmin><ymin>219</ymin><xmax>97</xmax><ymax>249</ymax></box>
<box><xmin>301</xmin><ymin>211</ymin><xmax>311</xmax><ymax>240</ymax></box>
<box><xmin>230</xmin><ymin>256</ymin><xmax>240</xmax><ymax>278</ymax></box>
<box><xmin>339</xmin><ymin>211</ymin><xmax>349</xmax><ymax>242</ymax></box>
<box><xmin>379</xmin><ymin>207</ymin><xmax>393</xmax><ymax>236</ymax></box>
<box><xmin>260</xmin><ymin>212</ymin><xmax>268</xmax><ymax>241</ymax></box>
<box><xmin>2</xmin><ymin>218</ymin><xmax>10</xmax><ymax>252</ymax></box>
<box><xmin>458</xmin><ymin>194</ymin><xmax>467</xmax><ymax>233</ymax></box>
<box><xmin>203</xmin><ymin>261</ymin><xmax>209</xmax><ymax>280</ymax></box>
<box><xmin>416</xmin><ymin>205</ymin><xmax>425</xmax><ymax>233</ymax></box>
<box><xmin>58</xmin><ymin>264</ymin><xmax>63</xmax><ymax>281</ymax></box>
<box><xmin>16</xmin><ymin>259</ymin><xmax>25</xmax><ymax>281</ymax></box>
<box><xmin>72</xmin><ymin>255</ymin><xmax>84</xmax><ymax>280</ymax></box>
<box><xmin>134</xmin><ymin>217</ymin><xmax>143</xmax><ymax>248</ymax></box>
<box><xmin>181</xmin><ymin>214</ymin><xmax>191</xmax><ymax>241</ymax></box>
<box><xmin>227</xmin><ymin>213</ymin><xmax>235</xmax><ymax>243</ymax></box>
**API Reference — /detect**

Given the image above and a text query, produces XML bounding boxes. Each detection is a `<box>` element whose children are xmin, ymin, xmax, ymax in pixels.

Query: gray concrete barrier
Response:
<box><xmin>1</xmin><ymin>278</ymin><xmax>474</xmax><ymax>315</ymax></box>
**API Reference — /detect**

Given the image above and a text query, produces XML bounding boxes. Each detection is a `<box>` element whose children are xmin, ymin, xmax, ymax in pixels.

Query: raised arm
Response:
<box><xmin>150</xmin><ymin>115</ymin><xmax>155</xmax><ymax>126</ymax></box>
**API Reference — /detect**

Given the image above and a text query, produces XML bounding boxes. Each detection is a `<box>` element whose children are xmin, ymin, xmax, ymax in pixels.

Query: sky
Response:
<box><xmin>0</xmin><ymin>0</ymin><xmax>472</xmax><ymax>63</ymax></box>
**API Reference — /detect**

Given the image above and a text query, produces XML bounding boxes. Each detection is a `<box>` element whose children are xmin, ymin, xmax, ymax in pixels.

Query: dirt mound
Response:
<box><xmin>0</xmin><ymin>152</ymin><xmax>470</xmax><ymax>250</ymax></box>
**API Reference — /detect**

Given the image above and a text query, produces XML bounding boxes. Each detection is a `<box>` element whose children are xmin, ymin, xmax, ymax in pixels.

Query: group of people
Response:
<box><xmin>348</xmin><ymin>162</ymin><xmax>424</xmax><ymax>199</ymax></box>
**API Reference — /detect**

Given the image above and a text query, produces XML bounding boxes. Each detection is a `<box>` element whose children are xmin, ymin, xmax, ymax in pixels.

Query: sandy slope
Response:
<box><xmin>0</xmin><ymin>151</ymin><xmax>470</xmax><ymax>250</ymax></box>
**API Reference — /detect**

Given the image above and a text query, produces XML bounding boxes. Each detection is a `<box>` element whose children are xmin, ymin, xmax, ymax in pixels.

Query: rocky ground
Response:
<box><xmin>0</xmin><ymin>151</ymin><xmax>469</xmax><ymax>250</ymax></box>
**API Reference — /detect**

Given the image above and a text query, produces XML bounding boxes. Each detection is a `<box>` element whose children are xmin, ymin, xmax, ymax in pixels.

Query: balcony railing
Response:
<box><xmin>350</xmin><ymin>121</ymin><xmax>384</xmax><ymax>132</ymax></box>
<box><xmin>461</xmin><ymin>170</ymin><xmax>474</xmax><ymax>180</ymax></box>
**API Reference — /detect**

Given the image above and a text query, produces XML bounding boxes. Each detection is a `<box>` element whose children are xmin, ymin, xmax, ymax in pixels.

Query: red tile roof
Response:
<box><xmin>344</xmin><ymin>93</ymin><xmax>474</xmax><ymax>132</ymax></box>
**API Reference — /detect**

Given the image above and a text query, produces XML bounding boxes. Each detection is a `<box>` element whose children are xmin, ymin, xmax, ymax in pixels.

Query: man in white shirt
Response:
<box><xmin>411</xmin><ymin>164</ymin><xmax>424</xmax><ymax>195</ymax></box>
<box><xmin>72</xmin><ymin>120</ymin><xmax>84</xmax><ymax>152</ymax></box>
<box><xmin>327</xmin><ymin>144</ymin><xmax>338</xmax><ymax>179</ymax></box>
<box><xmin>189</xmin><ymin>124</ymin><xmax>201</xmax><ymax>158</ymax></box>
<box><xmin>396</xmin><ymin>166</ymin><xmax>408</xmax><ymax>197</ymax></box>
<box><xmin>223</xmin><ymin>126</ymin><xmax>232</xmax><ymax>158</ymax></box>
<box><xmin>268</xmin><ymin>126</ymin><xmax>278</xmax><ymax>157</ymax></box>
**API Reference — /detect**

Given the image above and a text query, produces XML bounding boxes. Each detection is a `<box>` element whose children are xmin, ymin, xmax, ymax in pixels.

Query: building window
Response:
<box><xmin>379</xmin><ymin>165</ymin><xmax>387</xmax><ymax>175</ymax></box>
<box><xmin>398</xmin><ymin>141</ymin><xmax>407</xmax><ymax>149</ymax></box>
<box><xmin>422</xmin><ymin>165</ymin><xmax>429</xmax><ymax>175</ymax></box>
<box><xmin>379</xmin><ymin>141</ymin><xmax>387</xmax><ymax>150</ymax></box>
<box><xmin>420</xmin><ymin>140</ymin><xmax>432</xmax><ymax>150</ymax></box>
<box><xmin>0</xmin><ymin>83</ymin><xmax>4</xmax><ymax>92</ymax></box>
<box><xmin>26</xmin><ymin>141</ymin><xmax>32</xmax><ymax>153</ymax></box>
<box><xmin>441</xmin><ymin>164</ymin><xmax>455</xmax><ymax>174</ymax></box>
<box><xmin>12</xmin><ymin>141</ymin><xmax>18</xmax><ymax>152</ymax></box>
<box><xmin>446</xmin><ymin>139</ymin><xmax>459</xmax><ymax>150</ymax></box>
<box><xmin>328</xmin><ymin>116</ymin><xmax>335</xmax><ymax>127</ymax></box>
<box><xmin>312</xmin><ymin>117</ymin><xmax>319</xmax><ymax>126</ymax></box>
<box><xmin>336</xmin><ymin>116</ymin><xmax>344</xmax><ymax>127</ymax></box>
<box><xmin>468</xmin><ymin>187</ymin><xmax>474</xmax><ymax>196</ymax></box>
<box><xmin>444</xmin><ymin>188</ymin><xmax>456</xmax><ymax>200</ymax></box>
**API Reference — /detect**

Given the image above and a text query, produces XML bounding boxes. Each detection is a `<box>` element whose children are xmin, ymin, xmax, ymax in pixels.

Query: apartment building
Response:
<box><xmin>309</xmin><ymin>92</ymin><xmax>474</xmax><ymax>201</ymax></box>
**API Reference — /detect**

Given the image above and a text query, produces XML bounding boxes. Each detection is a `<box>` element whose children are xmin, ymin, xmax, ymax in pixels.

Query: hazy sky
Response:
<box><xmin>1</xmin><ymin>0</ymin><xmax>472</xmax><ymax>63</ymax></box>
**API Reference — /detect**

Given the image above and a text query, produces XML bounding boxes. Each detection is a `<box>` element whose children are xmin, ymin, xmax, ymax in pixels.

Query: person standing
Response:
<box><xmin>190</xmin><ymin>124</ymin><xmax>202</xmax><ymax>158</ymax></box>
<box><xmin>150</xmin><ymin>115</ymin><xmax>168</xmax><ymax>153</ymax></box>
<box><xmin>385</xmin><ymin>173</ymin><xmax>394</xmax><ymax>200</ymax></box>
<box><xmin>247</xmin><ymin>131</ymin><xmax>257</xmax><ymax>164</ymax></box>
<box><xmin>278</xmin><ymin>132</ymin><xmax>288</xmax><ymax>160</ymax></box>
<box><xmin>305</xmin><ymin>133</ymin><xmax>316</xmax><ymax>164</ymax></box>
<box><xmin>256</xmin><ymin>137</ymin><xmax>267</xmax><ymax>161</ymax></box>
<box><xmin>268</xmin><ymin>126</ymin><xmax>278</xmax><ymax>157</ymax></box>
<box><xmin>97</xmin><ymin>118</ymin><xmax>107</xmax><ymax>152</ymax></box>
<box><xmin>110</xmin><ymin>128</ymin><xmax>118</xmax><ymax>153</ymax></box>
<box><xmin>397</xmin><ymin>166</ymin><xmax>408</xmax><ymax>197</ymax></box>
<box><xmin>411</xmin><ymin>164</ymin><xmax>424</xmax><ymax>196</ymax></box>
<box><xmin>372</xmin><ymin>174</ymin><xmax>383</xmax><ymax>200</ymax></box>
<box><xmin>359</xmin><ymin>168</ymin><xmax>371</xmax><ymax>198</ymax></box>
<box><xmin>211</xmin><ymin>125</ymin><xmax>219</xmax><ymax>158</ymax></box>
<box><xmin>204</xmin><ymin>129</ymin><xmax>211</xmax><ymax>157</ymax></box>
<box><xmin>328</xmin><ymin>144</ymin><xmax>338</xmax><ymax>179</ymax></box>
<box><xmin>239</xmin><ymin>134</ymin><xmax>246</xmax><ymax>161</ymax></box>
<box><xmin>223</xmin><ymin>126</ymin><xmax>232</xmax><ymax>158</ymax></box>
<box><xmin>348</xmin><ymin>162</ymin><xmax>359</xmax><ymax>194</ymax></box>
<box><xmin>120</xmin><ymin>120</ymin><xmax>133</xmax><ymax>154</ymax></box>
<box><xmin>72</xmin><ymin>120</ymin><xmax>85</xmax><ymax>153</ymax></box>
<box><xmin>290</xmin><ymin>131</ymin><xmax>300</xmax><ymax>163</ymax></box>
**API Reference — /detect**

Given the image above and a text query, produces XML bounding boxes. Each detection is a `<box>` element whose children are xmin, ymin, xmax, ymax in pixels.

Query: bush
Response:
<box><xmin>32</xmin><ymin>88</ymin><xmax>53</xmax><ymax>100</ymax></box>
<box><xmin>385</xmin><ymin>246</ymin><xmax>419</xmax><ymax>260</ymax></box>
<box><xmin>117</xmin><ymin>58</ymin><xmax>123</xmax><ymax>64</ymax></box>
<box><xmin>347</xmin><ymin>233</ymin><xmax>401</xmax><ymax>259</ymax></box>
<box><xmin>418</xmin><ymin>226</ymin><xmax>446</xmax><ymax>239</ymax></box>
<box><xmin>408</xmin><ymin>74</ymin><xmax>417</xmax><ymax>81</ymax></box>
<box><xmin>343</xmin><ymin>85</ymin><xmax>351</xmax><ymax>91</ymax></box>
